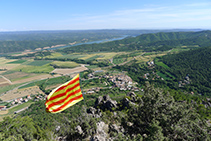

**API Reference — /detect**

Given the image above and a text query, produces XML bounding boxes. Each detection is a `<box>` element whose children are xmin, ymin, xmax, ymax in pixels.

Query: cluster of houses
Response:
<box><xmin>0</xmin><ymin>94</ymin><xmax>46</xmax><ymax>112</ymax></box>
<box><xmin>86</xmin><ymin>73</ymin><xmax>140</xmax><ymax>93</ymax></box>
<box><xmin>86</xmin><ymin>87</ymin><xmax>101</xmax><ymax>94</ymax></box>
<box><xmin>9</xmin><ymin>94</ymin><xmax>45</xmax><ymax>107</ymax></box>
<box><xmin>11</xmin><ymin>95</ymin><xmax>32</xmax><ymax>105</ymax></box>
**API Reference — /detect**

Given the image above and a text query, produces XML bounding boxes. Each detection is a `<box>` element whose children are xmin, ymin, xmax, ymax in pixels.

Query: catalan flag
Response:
<box><xmin>45</xmin><ymin>74</ymin><xmax>83</xmax><ymax>113</ymax></box>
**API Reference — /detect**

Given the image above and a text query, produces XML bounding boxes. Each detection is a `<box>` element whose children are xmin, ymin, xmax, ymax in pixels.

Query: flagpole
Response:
<box><xmin>79</xmin><ymin>72</ymin><xmax>87</xmax><ymax>106</ymax></box>
<box><xmin>79</xmin><ymin>72</ymin><xmax>89</xmax><ymax>118</ymax></box>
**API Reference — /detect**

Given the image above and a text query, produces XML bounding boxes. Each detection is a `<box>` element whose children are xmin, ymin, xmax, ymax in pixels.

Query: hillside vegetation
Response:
<box><xmin>61</xmin><ymin>30</ymin><xmax>211</xmax><ymax>53</ymax></box>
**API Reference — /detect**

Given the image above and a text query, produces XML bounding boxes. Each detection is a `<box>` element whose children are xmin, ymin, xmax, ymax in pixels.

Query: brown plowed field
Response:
<box><xmin>51</xmin><ymin>66</ymin><xmax>88</xmax><ymax>75</ymax></box>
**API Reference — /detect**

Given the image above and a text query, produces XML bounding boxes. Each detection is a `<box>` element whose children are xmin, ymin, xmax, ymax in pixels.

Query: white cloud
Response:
<box><xmin>60</xmin><ymin>2</ymin><xmax>211</xmax><ymax>29</ymax></box>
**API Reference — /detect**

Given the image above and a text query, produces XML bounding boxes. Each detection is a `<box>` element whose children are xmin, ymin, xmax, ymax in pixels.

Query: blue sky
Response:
<box><xmin>0</xmin><ymin>0</ymin><xmax>211</xmax><ymax>31</ymax></box>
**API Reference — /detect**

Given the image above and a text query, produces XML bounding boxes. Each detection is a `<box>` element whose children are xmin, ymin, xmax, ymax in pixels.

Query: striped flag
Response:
<box><xmin>45</xmin><ymin>74</ymin><xmax>83</xmax><ymax>113</ymax></box>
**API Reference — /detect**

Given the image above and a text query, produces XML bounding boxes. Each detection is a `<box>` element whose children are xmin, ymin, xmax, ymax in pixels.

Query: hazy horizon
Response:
<box><xmin>1</xmin><ymin>0</ymin><xmax>211</xmax><ymax>31</ymax></box>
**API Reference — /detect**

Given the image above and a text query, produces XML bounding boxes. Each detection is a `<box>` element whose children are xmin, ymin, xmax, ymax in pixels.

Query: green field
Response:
<box><xmin>157</xmin><ymin>71</ymin><xmax>171</xmax><ymax>80</ymax></box>
<box><xmin>19</xmin><ymin>76</ymin><xmax>71</xmax><ymax>90</ymax></box>
<box><xmin>85</xmin><ymin>55</ymin><xmax>102</xmax><ymax>61</ymax></box>
<box><xmin>58</xmin><ymin>54</ymin><xmax>85</xmax><ymax>59</ymax></box>
<box><xmin>13</xmin><ymin>64</ymin><xmax>54</xmax><ymax>73</ymax></box>
<box><xmin>155</xmin><ymin>61</ymin><xmax>170</xmax><ymax>69</ymax></box>
<box><xmin>0</xmin><ymin>83</ymin><xmax>23</xmax><ymax>95</ymax></box>
<box><xmin>113</xmin><ymin>58</ymin><xmax>125</xmax><ymax>65</ymax></box>
<box><xmin>6</xmin><ymin>59</ymin><xmax>27</xmax><ymax>64</ymax></box>
<box><xmin>26</xmin><ymin>60</ymin><xmax>53</xmax><ymax>66</ymax></box>
<box><xmin>86</xmin><ymin>65</ymin><xmax>99</xmax><ymax>69</ymax></box>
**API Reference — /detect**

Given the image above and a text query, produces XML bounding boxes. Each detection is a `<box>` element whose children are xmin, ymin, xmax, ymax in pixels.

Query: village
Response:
<box><xmin>0</xmin><ymin>94</ymin><xmax>46</xmax><ymax>112</ymax></box>
<box><xmin>85</xmin><ymin>72</ymin><xmax>141</xmax><ymax>94</ymax></box>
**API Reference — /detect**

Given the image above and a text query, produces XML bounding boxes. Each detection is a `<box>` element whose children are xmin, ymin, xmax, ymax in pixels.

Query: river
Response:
<box><xmin>46</xmin><ymin>35</ymin><xmax>129</xmax><ymax>51</ymax></box>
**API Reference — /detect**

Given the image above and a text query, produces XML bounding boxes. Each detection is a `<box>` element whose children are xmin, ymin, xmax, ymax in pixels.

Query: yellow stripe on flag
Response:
<box><xmin>45</xmin><ymin>74</ymin><xmax>83</xmax><ymax>113</ymax></box>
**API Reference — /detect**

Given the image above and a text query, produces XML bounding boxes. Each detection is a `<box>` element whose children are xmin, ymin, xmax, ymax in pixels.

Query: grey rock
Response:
<box><xmin>75</xmin><ymin>125</ymin><xmax>83</xmax><ymax>135</ymax></box>
<box><xmin>105</xmin><ymin>100</ymin><xmax>117</xmax><ymax>110</ymax></box>
<box><xmin>95</xmin><ymin>95</ymin><xmax>117</xmax><ymax>111</ymax></box>
<box><xmin>95</xmin><ymin>96</ymin><xmax>103</xmax><ymax>105</ymax></box>
<box><xmin>87</xmin><ymin>107</ymin><xmax>96</xmax><ymax>115</ymax></box>
<box><xmin>91</xmin><ymin>121</ymin><xmax>109</xmax><ymax>141</ymax></box>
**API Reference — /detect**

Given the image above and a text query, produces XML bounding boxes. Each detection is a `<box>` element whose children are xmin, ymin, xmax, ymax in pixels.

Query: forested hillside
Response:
<box><xmin>161</xmin><ymin>46</ymin><xmax>211</xmax><ymax>95</ymax></box>
<box><xmin>61</xmin><ymin>30</ymin><xmax>211</xmax><ymax>53</ymax></box>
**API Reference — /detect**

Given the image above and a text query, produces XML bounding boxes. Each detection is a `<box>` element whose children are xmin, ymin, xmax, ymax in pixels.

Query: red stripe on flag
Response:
<box><xmin>47</xmin><ymin>83</ymin><xmax>80</xmax><ymax>102</ymax></box>
<box><xmin>46</xmin><ymin>88</ymin><xmax>81</xmax><ymax>109</ymax></box>
<box><xmin>46</xmin><ymin>94</ymin><xmax>83</xmax><ymax>113</ymax></box>
<box><xmin>54</xmin><ymin>77</ymin><xmax>79</xmax><ymax>93</ymax></box>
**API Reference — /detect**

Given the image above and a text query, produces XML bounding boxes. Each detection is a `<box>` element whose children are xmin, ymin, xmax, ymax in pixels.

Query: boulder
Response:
<box><xmin>95</xmin><ymin>96</ymin><xmax>103</xmax><ymax>105</ymax></box>
<box><xmin>95</xmin><ymin>95</ymin><xmax>117</xmax><ymax>111</ymax></box>
<box><xmin>75</xmin><ymin>125</ymin><xmax>83</xmax><ymax>135</ymax></box>
<box><xmin>87</xmin><ymin>107</ymin><xmax>102</xmax><ymax>118</ymax></box>
<box><xmin>87</xmin><ymin>107</ymin><xmax>96</xmax><ymax>115</ymax></box>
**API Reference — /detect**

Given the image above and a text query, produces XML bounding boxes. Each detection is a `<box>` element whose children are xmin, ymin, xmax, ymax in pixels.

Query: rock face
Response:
<box><xmin>126</xmin><ymin>92</ymin><xmax>137</xmax><ymax>102</ymax></box>
<box><xmin>75</xmin><ymin>125</ymin><xmax>83</xmax><ymax>135</ymax></box>
<box><xmin>91</xmin><ymin>121</ymin><xmax>109</xmax><ymax>141</ymax></box>
<box><xmin>87</xmin><ymin>107</ymin><xmax>102</xmax><ymax>118</ymax></box>
<box><xmin>122</xmin><ymin>92</ymin><xmax>138</xmax><ymax>108</ymax></box>
<box><xmin>95</xmin><ymin>95</ymin><xmax>117</xmax><ymax>111</ymax></box>
<box><xmin>109</xmin><ymin>124</ymin><xmax>124</xmax><ymax>134</ymax></box>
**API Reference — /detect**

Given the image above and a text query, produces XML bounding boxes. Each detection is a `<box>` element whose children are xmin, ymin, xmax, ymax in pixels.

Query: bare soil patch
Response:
<box><xmin>0</xmin><ymin>110</ymin><xmax>8</xmax><ymax>115</ymax></box>
<box><xmin>51</xmin><ymin>66</ymin><xmax>88</xmax><ymax>75</ymax></box>
<box><xmin>0</xmin><ymin>78</ymin><xmax>7</xmax><ymax>83</ymax></box>
<box><xmin>12</xmin><ymin>74</ymin><xmax>53</xmax><ymax>84</ymax></box>
<box><xmin>0</xmin><ymin>83</ymin><xmax>11</xmax><ymax>87</ymax></box>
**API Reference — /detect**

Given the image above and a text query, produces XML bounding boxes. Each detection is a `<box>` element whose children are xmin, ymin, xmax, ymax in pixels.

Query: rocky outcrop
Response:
<box><xmin>90</xmin><ymin>121</ymin><xmax>109</xmax><ymax>141</ymax></box>
<box><xmin>126</xmin><ymin>92</ymin><xmax>137</xmax><ymax>102</ymax></box>
<box><xmin>109</xmin><ymin>124</ymin><xmax>124</xmax><ymax>134</ymax></box>
<box><xmin>95</xmin><ymin>95</ymin><xmax>117</xmax><ymax>111</ymax></box>
<box><xmin>87</xmin><ymin>107</ymin><xmax>102</xmax><ymax>118</ymax></box>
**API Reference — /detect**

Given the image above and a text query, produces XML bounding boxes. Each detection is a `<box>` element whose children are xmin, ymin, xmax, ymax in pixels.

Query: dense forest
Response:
<box><xmin>61</xmin><ymin>30</ymin><xmax>211</xmax><ymax>53</ymax></box>
<box><xmin>161</xmin><ymin>46</ymin><xmax>211</xmax><ymax>95</ymax></box>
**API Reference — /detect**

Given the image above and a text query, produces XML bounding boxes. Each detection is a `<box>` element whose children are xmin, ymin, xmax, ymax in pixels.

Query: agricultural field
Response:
<box><xmin>26</xmin><ymin>60</ymin><xmax>53</xmax><ymax>66</ymax></box>
<box><xmin>13</xmin><ymin>64</ymin><xmax>54</xmax><ymax>73</ymax></box>
<box><xmin>57</xmin><ymin>54</ymin><xmax>85</xmax><ymax>59</ymax></box>
<box><xmin>50</xmin><ymin>61</ymin><xmax>79</xmax><ymax>68</ymax></box>
<box><xmin>135</xmin><ymin>53</ymin><xmax>166</xmax><ymax>64</ymax></box>
<box><xmin>1</xmin><ymin>71</ymin><xmax>37</xmax><ymax>82</ymax></box>
<box><xmin>86</xmin><ymin>65</ymin><xmax>98</xmax><ymax>69</ymax></box>
<box><xmin>113</xmin><ymin>58</ymin><xmax>126</xmax><ymax>65</ymax></box>
<box><xmin>0</xmin><ymin>58</ymin><xmax>21</xmax><ymax>70</ymax></box>
<box><xmin>155</xmin><ymin>61</ymin><xmax>170</xmax><ymax>69</ymax></box>
<box><xmin>95</xmin><ymin>52</ymin><xmax>119</xmax><ymax>60</ymax></box>
<box><xmin>41</xmin><ymin>52</ymin><xmax>63</xmax><ymax>59</ymax></box>
<box><xmin>51</xmin><ymin>66</ymin><xmax>88</xmax><ymax>75</ymax></box>
<box><xmin>6</xmin><ymin>59</ymin><xmax>27</xmax><ymax>64</ymax></box>
<box><xmin>0</xmin><ymin>86</ymin><xmax>44</xmax><ymax>102</ymax></box>
<box><xmin>12</xmin><ymin>74</ymin><xmax>57</xmax><ymax>84</ymax></box>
